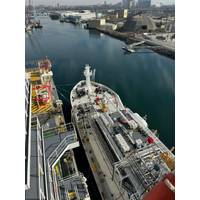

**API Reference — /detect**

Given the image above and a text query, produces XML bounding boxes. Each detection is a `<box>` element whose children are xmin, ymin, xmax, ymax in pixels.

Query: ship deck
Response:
<box><xmin>71</xmin><ymin>76</ymin><xmax>175</xmax><ymax>199</ymax></box>
<box><xmin>71</xmin><ymin>80</ymin><xmax>124</xmax><ymax>111</ymax></box>
<box><xmin>26</xmin><ymin>65</ymin><xmax>90</xmax><ymax>200</ymax></box>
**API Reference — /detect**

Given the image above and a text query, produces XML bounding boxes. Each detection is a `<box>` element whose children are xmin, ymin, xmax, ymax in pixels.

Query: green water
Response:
<box><xmin>25</xmin><ymin>17</ymin><xmax>175</xmax><ymax>149</ymax></box>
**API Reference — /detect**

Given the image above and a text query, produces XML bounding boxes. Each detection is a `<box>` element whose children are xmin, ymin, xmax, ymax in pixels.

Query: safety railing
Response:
<box><xmin>47</xmin><ymin>123</ymin><xmax>78</xmax><ymax>200</ymax></box>
<box><xmin>48</xmin><ymin>134</ymin><xmax>77</xmax><ymax>166</ymax></box>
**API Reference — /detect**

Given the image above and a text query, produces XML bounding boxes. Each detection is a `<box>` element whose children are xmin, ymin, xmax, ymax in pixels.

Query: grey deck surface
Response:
<box><xmin>25</xmin><ymin>127</ymin><xmax>46</xmax><ymax>200</ymax></box>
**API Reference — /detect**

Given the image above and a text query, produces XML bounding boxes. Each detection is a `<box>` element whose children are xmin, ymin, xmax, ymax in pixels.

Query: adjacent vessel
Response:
<box><xmin>25</xmin><ymin>58</ymin><xmax>90</xmax><ymax>200</ymax></box>
<box><xmin>70</xmin><ymin>65</ymin><xmax>175</xmax><ymax>200</ymax></box>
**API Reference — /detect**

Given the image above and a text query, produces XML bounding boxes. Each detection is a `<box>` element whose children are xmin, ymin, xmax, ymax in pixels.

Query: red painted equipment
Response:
<box><xmin>143</xmin><ymin>173</ymin><xmax>175</xmax><ymax>200</ymax></box>
<box><xmin>95</xmin><ymin>96</ymin><xmax>100</xmax><ymax>104</ymax></box>
<box><xmin>147</xmin><ymin>136</ymin><xmax>154</xmax><ymax>144</ymax></box>
<box><xmin>33</xmin><ymin>84</ymin><xmax>52</xmax><ymax>103</ymax></box>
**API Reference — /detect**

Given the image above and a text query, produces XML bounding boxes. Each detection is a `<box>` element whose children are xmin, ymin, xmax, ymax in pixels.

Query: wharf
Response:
<box><xmin>91</xmin><ymin>28</ymin><xmax>175</xmax><ymax>59</ymax></box>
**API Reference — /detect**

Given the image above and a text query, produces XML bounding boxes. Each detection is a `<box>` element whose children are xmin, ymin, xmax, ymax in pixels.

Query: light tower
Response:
<box><xmin>83</xmin><ymin>64</ymin><xmax>92</xmax><ymax>95</ymax></box>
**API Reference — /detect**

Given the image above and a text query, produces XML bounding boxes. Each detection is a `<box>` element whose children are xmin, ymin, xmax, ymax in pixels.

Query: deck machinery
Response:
<box><xmin>70</xmin><ymin>65</ymin><xmax>175</xmax><ymax>200</ymax></box>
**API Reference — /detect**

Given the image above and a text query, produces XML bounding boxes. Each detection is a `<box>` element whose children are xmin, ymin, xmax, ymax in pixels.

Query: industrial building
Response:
<box><xmin>61</xmin><ymin>10</ymin><xmax>96</xmax><ymax>21</ymax></box>
<box><xmin>116</xmin><ymin>9</ymin><xmax>128</xmax><ymax>18</ymax></box>
<box><xmin>102</xmin><ymin>23</ymin><xmax>118</xmax><ymax>31</ymax></box>
<box><xmin>105</xmin><ymin>9</ymin><xmax>128</xmax><ymax>22</ymax></box>
<box><xmin>107</xmin><ymin>11</ymin><xmax>119</xmax><ymax>20</ymax></box>
<box><xmin>87</xmin><ymin>18</ymin><xmax>117</xmax><ymax>31</ymax></box>
<box><xmin>87</xmin><ymin>18</ymin><xmax>106</xmax><ymax>29</ymax></box>
<box><xmin>165</xmin><ymin>21</ymin><xmax>175</xmax><ymax>33</ymax></box>
<box><xmin>121</xmin><ymin>14</ymin><xmax>157</xmax><ymax>32</ymax></box>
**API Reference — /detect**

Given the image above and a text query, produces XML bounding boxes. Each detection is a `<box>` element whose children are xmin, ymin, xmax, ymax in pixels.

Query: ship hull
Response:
<box><xmin>70</xmin><ymin>68</ymin><xmax>175</xmax><ymax>200</ymax></box>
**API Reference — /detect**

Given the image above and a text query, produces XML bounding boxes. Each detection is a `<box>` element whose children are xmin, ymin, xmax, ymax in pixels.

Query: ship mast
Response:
<box><xmin>83</xmin><ymin>64</ymin><xmax>92</xmax><ymax>95</ymax></box>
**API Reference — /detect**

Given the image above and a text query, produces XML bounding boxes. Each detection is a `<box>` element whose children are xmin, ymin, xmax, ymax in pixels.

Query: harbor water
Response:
<box><xmin>26</xmin><ymin>16</ymin><xmax>174</xmax><ymax>152</ymax></box>
<box><xmin>26</xmin><ymin>17</ymin><xmax>174</xmax><ymax>198</ymax></box>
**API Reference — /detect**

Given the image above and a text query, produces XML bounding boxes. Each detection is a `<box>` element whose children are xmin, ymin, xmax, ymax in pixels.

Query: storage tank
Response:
<box><xmin>115</xmin><ymin>134</ymin><xmax>130</xmax><ymax>153</ymax></box>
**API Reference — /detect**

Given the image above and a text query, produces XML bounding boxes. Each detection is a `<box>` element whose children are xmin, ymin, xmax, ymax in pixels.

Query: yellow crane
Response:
<box><xmin>160</xmin><ymin>147</ymin><xmax>175</xmax><ymax>171</ymax></box>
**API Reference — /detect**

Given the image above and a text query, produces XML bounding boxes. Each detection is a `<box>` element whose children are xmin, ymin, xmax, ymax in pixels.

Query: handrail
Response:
<box><xmin>48</xmin><ymin>134</ymin><xmax>77</xmax><ymax>166</ymax></box>
<box><xmin>57</xmin><ymin>172</ymin><xmax>81</xmax><ymax>186</ymax></box>
<box><xmin>47</xmin><ymin>123</ymin><xmax>78</xmax><ymax>200</ymax></box>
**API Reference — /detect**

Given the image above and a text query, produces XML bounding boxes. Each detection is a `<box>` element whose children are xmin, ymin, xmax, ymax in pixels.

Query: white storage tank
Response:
<box><xmin>115</xmin><ymin>134</ymin><xmax>130</xmax><ymax>153</ymax></box>
<box><xmin>135</xmin><ymin>139</ymin><xmax>143</xmax><ymax>149</ymax></box>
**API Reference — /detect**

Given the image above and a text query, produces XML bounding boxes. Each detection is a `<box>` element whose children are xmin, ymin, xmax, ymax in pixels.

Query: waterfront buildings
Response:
<box><xmin>87</xmin><ymin>18</ymin><xmax>106</xmax><ymax>29</ymax></box>
<box><xmin>61</xmin><ymin>10</ymin><xmax>96</xmax><ymax>21</ymax></box>
<box><xmin>102</xmin><ymin>22</ymin><xmax>118</xmax><ymax>31</ymax></box>
<box><xmin>87</xmin><ymin>18</ymin><xmax>117</xmax><ymax>31</ymax></box>
<box><xmin>116</xmin><ymin>9</ymin><xmax>128</xmax><ymax>18</ymax></box>
<box><xmin>105</xmin><ymin>9</ymin><xmax>128</xmax><ymax>20</ymax></box>
<box><xmin>121</xmin><ymin>14</ymin><xmax>157</xmax><ymax>32</ymax></box>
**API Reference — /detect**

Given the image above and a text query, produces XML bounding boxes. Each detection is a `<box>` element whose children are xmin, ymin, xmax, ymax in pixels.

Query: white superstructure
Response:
<box><xmin>61</xmin><ymin>10</ymin><xmax>96</xmax><ymax>21</ymax></box>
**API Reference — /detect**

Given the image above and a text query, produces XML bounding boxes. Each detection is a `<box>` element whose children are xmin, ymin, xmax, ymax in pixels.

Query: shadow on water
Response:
<box><xmin>88</xmin><ymin>29</ymin><xmax>101</xmax><ymax>39</ymax></box>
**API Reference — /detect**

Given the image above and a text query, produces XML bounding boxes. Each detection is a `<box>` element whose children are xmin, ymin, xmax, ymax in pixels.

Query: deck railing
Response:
<box><xmin>47</xmin><ymin>123</ymin><xmax>79</xmax><ymax>200</ymax></box>
<box><xmin>48</xmin><ymin>133</ymin><xmax>77</xmax><ymax>166</ymax></box>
